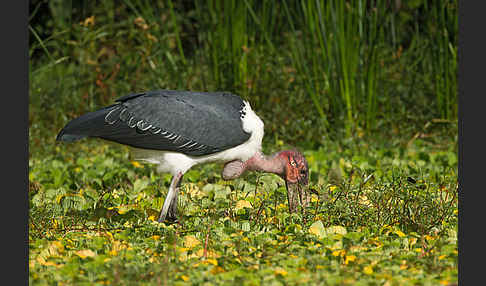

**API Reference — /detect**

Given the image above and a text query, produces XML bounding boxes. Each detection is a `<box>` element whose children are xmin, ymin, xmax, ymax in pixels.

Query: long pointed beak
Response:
<box><xmin>285</xmin><ymin>180</ymin><xmax>310</xmax><ymax>214</ymax></box>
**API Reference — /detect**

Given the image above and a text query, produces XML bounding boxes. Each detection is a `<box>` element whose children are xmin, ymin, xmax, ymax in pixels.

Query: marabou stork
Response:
<box><xmin>57</xmin><ymin>90</ymin><xmax>309</xmax><ymax>222</ymax></box>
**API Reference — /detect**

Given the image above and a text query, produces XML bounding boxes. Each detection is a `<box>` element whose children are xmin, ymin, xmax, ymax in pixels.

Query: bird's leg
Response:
<box><xmin>167</xmin><ymin>174</ymin><xmax>183</xmax><ymax>221</ymax></box>
<box><xmin>158</xmin><ymin>172</ymin><xmax>183</xmax><ymax>222</ymax></box>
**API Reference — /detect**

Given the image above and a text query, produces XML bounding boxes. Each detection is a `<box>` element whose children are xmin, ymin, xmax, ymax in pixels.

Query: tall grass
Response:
<box><xmin>426</xmin><ymin>0</ymin><xmax>457</xmax><ymax>119</ymax></box>
<box><xmin>194</xmin><ymin>0</ymin><xmax>250</xmax><ymax>97</ymax></box>
<box><xmin>282</xmin><ymin>0</ymin><xmax>392</xmax><ymax>135</ymax></box>
<box><xmin>29</xmin><ymin>0</ymin><xmax>458</xmax><ymax>143</ymax></box>
<box><xmin>29</xmin><ymin>0</ymin><xmax>190</xmax><ymax>130</ymax></box>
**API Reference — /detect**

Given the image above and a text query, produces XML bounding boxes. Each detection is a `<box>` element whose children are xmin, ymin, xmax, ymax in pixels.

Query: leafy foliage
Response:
<box><xmin>29</xmin><ymin>134</ymin><xmax>457</xmax><ymax>285</ymax></box>
<box><xmin>29</xmin><ymin>1</ymin><xmax>457</xmax><ymax>284</ymax></box>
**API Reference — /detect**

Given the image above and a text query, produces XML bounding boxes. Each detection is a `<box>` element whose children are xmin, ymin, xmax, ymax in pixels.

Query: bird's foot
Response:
<box><xmin>157</xmin><ymin>214</ymin><xmax>178</xmax><ymax>224</ymax></box>
<box><xmin>157</xmin><ymin>206</ymin><xmax>178</xmax><ymax>223</ymax></box>
<box><xmin>167</xmin><ymin>209</ymin><xmax>178</xmax><ymax>222</ymax></box>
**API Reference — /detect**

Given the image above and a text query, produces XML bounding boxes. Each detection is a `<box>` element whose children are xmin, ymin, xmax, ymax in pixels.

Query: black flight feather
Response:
<box><xmin>56</xmin><ymin>90</ymin><xmax>252</xmax><ymax>156</ymax></box>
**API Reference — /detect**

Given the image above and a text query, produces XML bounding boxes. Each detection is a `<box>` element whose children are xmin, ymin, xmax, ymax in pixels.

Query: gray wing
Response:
<box><xmin>58</xmin><ymin>90</ymin><xmax>251</xmax><ymax>156</ymax></box>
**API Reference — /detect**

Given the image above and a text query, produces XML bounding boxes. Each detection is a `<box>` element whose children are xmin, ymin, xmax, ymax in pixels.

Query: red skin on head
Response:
<box><xmin>276</xmin><ymin>150</ymin><xmax>308</xmax><ymax>185</ymax></box>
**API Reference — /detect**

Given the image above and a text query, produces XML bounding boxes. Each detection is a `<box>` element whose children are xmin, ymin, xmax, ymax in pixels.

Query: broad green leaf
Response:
<box><xmin>326</xmin><ymin>225</ymin><xmax>347</xmax><ymax>236</ymax></box>
<box><xmin>74</xmin><ymin>249</ymin><xmax>96</xmax><ymax>259</ymax></box>
<box><xmin>214</xmin><ymin>186</ymin><xmax>231</xmax><ymax>200</ymax></box>
<box><xmin>309</xmin><ymin>220</ymin><xmax>326</xmax><ymax>238</ymax></box>
<box><xmin>133</xmin><ymin>178</ymin><xmax>149</xmax><ymax>193</ymax></box>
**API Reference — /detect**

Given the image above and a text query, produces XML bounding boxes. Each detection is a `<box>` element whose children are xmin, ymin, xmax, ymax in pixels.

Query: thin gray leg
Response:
<box><xmin>158</xmin><ymin>172</ymin><xmax>183</xmax><ymax>222</ymax></box>
<box><xmin>167</xmin><ymin>175</ymin><xmax>183</xmax><ymax>220</ymax></box>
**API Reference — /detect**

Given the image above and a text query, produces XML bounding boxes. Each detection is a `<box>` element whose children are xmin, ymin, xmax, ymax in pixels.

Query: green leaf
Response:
<box><xmin>214</xmin><ymin>186</ymin><xmax>231</xmax><ymax>200</ymax></box>
<box><xmin>309</xmin><ymin>220</ymin><xmax>326</xmax><ymax>238</ymax></box>
<box><xmin>185</xmin><ymin>170</ymin><xmax>201</xmax><ymax>182</ymax></box>
<box><xmin>241</xmin><ymin>221</ymin><xmax>250</xmax><ymax>232</ymax></box>
<box><xmin>326</xmin><ymin>225</ymin><xmax>347</xmax><ymax>236</ymax></box>
<box><xmin>133</xmin><ymin>178</ymin><xmax>149</xmax><ymax>193</ymax></box>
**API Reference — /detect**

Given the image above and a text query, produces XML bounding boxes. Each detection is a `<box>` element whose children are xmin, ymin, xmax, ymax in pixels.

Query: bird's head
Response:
<box><xmin>277</xmin><ymin>150</ymin><xmax>310</xmax><ymax>213</ymax></box>
<box><xmin>278</xmin><ymin>150</ymin><xmax>309</xmax><ymax>185</ymax></box>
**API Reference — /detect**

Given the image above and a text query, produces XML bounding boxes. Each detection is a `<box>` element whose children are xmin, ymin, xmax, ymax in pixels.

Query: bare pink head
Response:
<box><xmin>275</xmin><ymin>150</ymin><xmax>310</xmax><ymax>213</ymax></box>
<box><xmin>276</xmin><ymin>150</ymin><xmax>309</xmax><ymax>186</ymax></box>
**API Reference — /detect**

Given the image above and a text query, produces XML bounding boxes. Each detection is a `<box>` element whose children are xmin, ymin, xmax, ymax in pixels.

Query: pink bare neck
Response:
<box><xmin>221</xmin><ymin>151</ymin><xmax>286</xmax><ymax>180</ymax></box>
<box><xmin>244</xmin><ymin>151</ymin><xmax>286</xmax><ymax>175</ymax></box>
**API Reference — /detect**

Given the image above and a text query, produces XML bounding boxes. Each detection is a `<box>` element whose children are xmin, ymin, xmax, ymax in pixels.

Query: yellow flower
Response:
<box><xmin>363</xmin><ymin>265</ymin><xmax>373</xmax><ymax>275</ymax></box>
<box><xmin>204</xmin><ymin>259</ymin><xmax>218</xmax><ymax>266</ymax></box>
<box><xmin>274</xmin><ymin>267</ymin><xmax>288</xmax><ymax>276</ymax></box>
<box><xmin>344</xmin><ymin>255</ymin><xmax>356</xmax><ymax>265</ymax></box>
<box><xmin>131</xmin><ymin>161</ymin><xmax>143</xmax><ymax>168</ymax></box>
<box><xmin>180</xmin><ymin>275</ymin><xmax>189</xmax><ymax>281</ymax></box>
<box><xmin>105</xmin><ymin>231</ymin><xmax>114</xmax><ymax>240</ymax></box>
<box><xmin>332</xmin><ymin>249</ymin><xmax>345</xmax><ymax>257</ymax></box>
<box><xmin>394</xmin><ymin>230</ymin><xmax>406</xmax><ymax>237</ymax></box>
<box><xmin>276</xmin><ymin>203</ymin><xmax>287</xmax><ymax>210</ymax></box>
<box><xmin>211</xmin><ymin>266</ymin><xmax>225</xmax><ymax>274</ymax></box>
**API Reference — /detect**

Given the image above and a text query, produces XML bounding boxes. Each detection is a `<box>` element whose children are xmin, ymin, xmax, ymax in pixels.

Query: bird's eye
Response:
<box><xmin>290</xmin><ymin>160</ymin><xmax>296</xmax><ymax>167</ymax></box>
